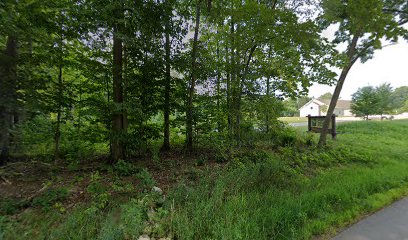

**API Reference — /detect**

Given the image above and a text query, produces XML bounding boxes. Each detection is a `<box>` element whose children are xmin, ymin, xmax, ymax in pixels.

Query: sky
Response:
<box><xmin>309</xmin><ymin>26</ymin><xmax>408</xmax><ymax>100</ymax></box>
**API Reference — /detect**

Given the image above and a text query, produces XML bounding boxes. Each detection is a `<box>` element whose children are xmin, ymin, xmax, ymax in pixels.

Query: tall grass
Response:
<box><xmin>168</xmin><ymin>120</ymin><xmax>408</xmax><ymax>239</ymax></box>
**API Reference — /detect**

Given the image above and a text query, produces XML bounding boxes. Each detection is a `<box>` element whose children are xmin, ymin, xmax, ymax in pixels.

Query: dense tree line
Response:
<box><xmin>351</xmin><ymin>84</ymin><xmax>408</xmax><ymax>118</ymax></box>
<box><xmin>0</xmin><ymin>0</ymin><xmax>407</xmax><ymax>164</ymax></box>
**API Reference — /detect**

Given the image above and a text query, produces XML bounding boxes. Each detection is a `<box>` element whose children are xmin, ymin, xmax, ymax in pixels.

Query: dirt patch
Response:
<box><xmin>0</xmin><ymin>149</ymin><xmax>226</xmax><ymax>214</ymax></box>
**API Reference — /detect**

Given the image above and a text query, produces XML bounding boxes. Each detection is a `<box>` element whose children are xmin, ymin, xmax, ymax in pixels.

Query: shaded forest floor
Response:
<box><xmin>0</xmin><ymin>149</ymin><xmax>224</xmax><ymax>213</ymax></box>
<box><xmin>2</xmin><ymin>120</ymin><xmax>408</xmax><ymax>239</ymax></box>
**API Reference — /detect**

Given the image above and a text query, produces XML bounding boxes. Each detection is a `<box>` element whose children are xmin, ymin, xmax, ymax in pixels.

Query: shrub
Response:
<box><xmin>120</xmin><ymin>199</ymin><xmax>146</xmax><ymax>237</ymax></box>
<box><xmin>87</xmin><ymin>171</ymin><xmax>110</xmax><ymax>209</ymax></box>
<box><xmin>137</xmin><ymin>169</ymin><xmax>156</xmax><ymax>191</ymax></box>
<box><xmin>113</xmin><ymin>159</ymin><xmax>140</xmax><ymax>176</ymax></box>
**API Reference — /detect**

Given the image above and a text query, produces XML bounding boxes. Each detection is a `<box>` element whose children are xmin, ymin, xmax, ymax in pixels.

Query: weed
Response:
<box><xmin>87</xmin><ymin>171</ymin><xmax>110</xmax><ymax>209</ymax></box>
<box><xmin>137</xmin><ymin>169</ymin><xmax>155</xmax><ymax>191</ymax></box>
<box><xmin>195</xmin><ymin>154</ymin><xmax>207</xmax><ymax>166</ymax></box>
<box><xmin>0</xmin><ymin>198</ymin><xmax>28</xmax><ymax>215</ymax></box>
<box><xmin>32</xmin><ymin>188</ymin><xmax>69</xmax><ymax>210</ymax></box>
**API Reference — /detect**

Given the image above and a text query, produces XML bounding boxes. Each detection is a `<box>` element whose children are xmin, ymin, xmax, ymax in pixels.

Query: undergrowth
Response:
<box><xmin>1</xmin><ymin>120</ymin><xmax>408</xmax><ymax>239</ymax></box>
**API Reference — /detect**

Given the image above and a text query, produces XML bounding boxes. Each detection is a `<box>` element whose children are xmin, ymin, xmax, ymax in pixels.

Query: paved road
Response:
<box><xmin>288</xmin><ymin>115</ymin><xmax>408</xmax><ymax>127</ymax></box>
<box><xmin>288</xmin><ymin>119</ymin><xmax>361</xmax><ymax>127</ymax></box>
<box><xmin>334</xmin><ymin>197</ymin><xmax>408</xmax><ymax>240</ymax></box>
<box><xmin>288</xmin><ymin>122</ymin><xmax>309</xmax><ymax>127</ymax></box>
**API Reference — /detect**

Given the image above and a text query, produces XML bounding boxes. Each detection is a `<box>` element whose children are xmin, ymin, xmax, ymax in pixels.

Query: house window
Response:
<box><xmin>310</xmin><ymin>107</ymin><xmax>313</xmax><ymax>110</ymax></box>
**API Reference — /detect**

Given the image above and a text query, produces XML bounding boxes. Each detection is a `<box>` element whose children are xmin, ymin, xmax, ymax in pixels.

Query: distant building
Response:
<box><xmin>299</xmin><ymin>98</ymin><xmax>353</xmax><ymax>117</ymax></box>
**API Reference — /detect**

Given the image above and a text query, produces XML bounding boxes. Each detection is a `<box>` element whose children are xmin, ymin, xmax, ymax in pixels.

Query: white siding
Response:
<box><xmin>299</xmin><ymin>102</ymin><xmax>321</xmax><ymax>117</ymax></box>
<box><xmin>343</xmin><ymin>109</ymin><xmax>353</xmax><ymax>117</ymax></box>
<box><xmin>333</xmin><ymin>109</ymin><xmax>344</xmax><ymax>116</ymax></box>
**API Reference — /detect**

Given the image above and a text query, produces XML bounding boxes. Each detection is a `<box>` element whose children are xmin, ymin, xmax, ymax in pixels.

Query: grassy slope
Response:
<box><xmin>169</xmin><ymin>120</ymin><xmax>408</xmax><ymax>239</ymax></box>
<box><xmin>1</xmin><ymin>120</ymin><xmax>407</xmax><ymax>240</ymax></box>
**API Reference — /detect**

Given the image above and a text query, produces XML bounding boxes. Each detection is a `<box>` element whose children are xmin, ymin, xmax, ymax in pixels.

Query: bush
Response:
<box><xmin>137</xmin><ymin>169</ymin><xmax>156</xmax><ymax>191</ymax></box>
<box><xmin>113</xmin><ymin>159</ymin><xmax>140</xmax><ymax>176</ymax></box>
<box><xmin>87</xmin><ymin>171</ymin><xmax>111</xmax><ymax>209</ymax></box>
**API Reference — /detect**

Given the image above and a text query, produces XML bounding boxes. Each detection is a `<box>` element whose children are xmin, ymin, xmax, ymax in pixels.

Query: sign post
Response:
<box><xmin>307</xmin><ymin>115</ymin><xmax>336</xmax><ymax>139</ymax></box>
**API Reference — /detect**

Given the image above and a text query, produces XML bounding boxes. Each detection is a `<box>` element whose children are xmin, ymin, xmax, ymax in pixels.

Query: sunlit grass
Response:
<box><xmin>169</xmin><ymin>120</ymin><xmax>408</xmax><ymax>239</ymax></box>
<box><xmin>279</xmin><ymin>117</ymin><xmax>308</xmax><ymax>123</ymax></box>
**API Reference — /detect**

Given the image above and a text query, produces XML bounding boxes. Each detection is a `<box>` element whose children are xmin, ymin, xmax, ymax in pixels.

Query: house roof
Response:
<box><xmin>316</xmin><ymin>98</ymin><xmax>351</xmax><ymax>109</ymax></box>
<box><xmin>299</xmin><ymin>98</ymin><xmax>352</xmax><ymax>110</ymax></box>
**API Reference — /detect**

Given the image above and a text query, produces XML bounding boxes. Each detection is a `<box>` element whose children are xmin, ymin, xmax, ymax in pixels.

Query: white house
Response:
<box><xmin>299</xmin><ymin>98</ymin><xmax>353</xmax><ymax>117</ymax></box>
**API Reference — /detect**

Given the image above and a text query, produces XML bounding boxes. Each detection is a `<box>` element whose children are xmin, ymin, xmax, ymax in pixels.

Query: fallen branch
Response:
<box><xmin>1</xmin><ymin>176</ymin><xmax>12</xmax><ymax>185</ymax></box>
<box><xmin>25</xmin><ymin>185</ymin><xmax>49</xmax><ymax>203</ymax></box>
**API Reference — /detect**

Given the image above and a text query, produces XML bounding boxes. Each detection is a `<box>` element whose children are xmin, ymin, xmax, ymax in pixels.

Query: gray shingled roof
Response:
<box><xmin>317</xmin><ymin>98</ymin><xmax>351</xmax><ymax>109</ymax></box>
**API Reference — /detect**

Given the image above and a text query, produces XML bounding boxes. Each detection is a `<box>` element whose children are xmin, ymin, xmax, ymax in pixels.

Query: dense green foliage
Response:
<box><xmin>351</xmin><ymin>86</ymin><xmax>381</xmax><ymax>117</ymax></box>
<box><xmin>1</xmin><ymin>0</ymin><xmax>408</xmax><ymax>239</ymax></box>
<box><xmin>281</xmin><ymin>96</ymin><xmax>311</xmax><ymax>117</ymax></box>
<box><xmin>351</xmin><ymin>83</ymin><xmax>405</xmax><ymax>117</ymax></box>
<box><xmin>1</xmin><ymin>0</ymin><xmax>343</xmax><ymax>162</ymax></box>
<box><xmin>391</xmin><ymin>86</ymin><xmax>408</xmax><ymax>113</ymax></box>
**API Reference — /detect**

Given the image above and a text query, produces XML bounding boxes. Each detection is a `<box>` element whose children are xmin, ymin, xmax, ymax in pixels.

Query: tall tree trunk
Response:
<box><xmin>236</xmin><ymin>44</ymin><xmax>256</xmax><ymax>143</ymax></box>
<box><xmin>226</xmin><ymin>45</ymin><xmax>231</xmax><ymax>135</ymax></box>
<box><xmin>162</xmin><ymin>6</ymin><xmax>171</xmax><ymax>151</ymax></box>
<box><xmin>111</xmin><ymin>20</ymin><xmax>126</xmax><ymax>163</ymax></box>
<box><xmin>318</xmin><ymin>35</ymin><xmax>359</xmax><ymax>146</ymax></box>
<box><xmin>229</xmin><ymin>14</ymin><xmax>238</xmax><ymax>141</ymax></box>
<box><xmin>186</xmin><ymin>0</ymin><xmax>201</xmax><ymax>151</ymax></box>
<box><xmin>54</xmin><ymin>64</ymin><xmax>63</xmax><ymax>160</ymax></box>
<box><xmin>265</xmin><ymin>76</ymin><xmax>271</xmax><ymax>133</ymax></box>
<box><xmin>123</xmin><ymin>45</ymin><xmax>129</xmax><ymax>133</ymax></box>
<box><xmin>0</xmin><ymin>35</ymin><xmax>18</xmax><ymax>165</ymax></box>
<box><xmin>54</xmin><ymin>12</ymin><xmax>65</xmax><ymax>161</ymax></box>
<box><xmin>216</xmin><ymin>31</ymin><xmax>222</xmax><ymax>132</ymax></box>
<box><xmin>0</xmin><ymin>106</ymin><xmax>11</xmax><ymax>166</ymax></box>
<box><xmin>77</xmin><ymin>84</ymin><xmax>82</xmax><ymax>136</ymax></box>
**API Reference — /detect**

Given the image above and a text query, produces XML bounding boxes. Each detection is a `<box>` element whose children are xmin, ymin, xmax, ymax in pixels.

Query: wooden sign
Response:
<box><xmin>307</xmin><ymin>114</ymin><xmax>336</xmax><ymax>139</ymax></box>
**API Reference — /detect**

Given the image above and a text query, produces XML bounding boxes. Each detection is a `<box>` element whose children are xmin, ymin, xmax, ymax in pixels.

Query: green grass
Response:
<box><xmin>0</xmin><ymin>201</ymin><xmax>146</xmax><ymax>240</ymax></box>
<box><xmin>168</xmin><ymin>120</ymin><xmax>408</xmax><ymax>239</ymax></box>
<box><xmin>1</xmin><ymin>120</ymin><xmax>408</xmax><ymax>239</ymax></box>
<box><xmin>279</xmin><ymin>117</ymin><xmax>308</xmax><ymax>123</ymax></box>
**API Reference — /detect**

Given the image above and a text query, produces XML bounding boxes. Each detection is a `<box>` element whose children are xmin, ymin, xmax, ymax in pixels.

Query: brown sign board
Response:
<box><xmin>307</xmin><ymin>115</ymin><xmax>336</xmax><ymax>139</ymax></box>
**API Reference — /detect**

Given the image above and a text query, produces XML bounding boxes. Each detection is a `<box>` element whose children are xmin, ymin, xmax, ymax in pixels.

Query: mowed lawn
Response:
<box><xmin>170</xmin><ymin>120</ymin><xmax>408</xmax><ymax>239</ymax></box>
<box><xmin>279</xmin><ymin>116</ymin><xmax>308</xmax><ymax>123</ymax></box>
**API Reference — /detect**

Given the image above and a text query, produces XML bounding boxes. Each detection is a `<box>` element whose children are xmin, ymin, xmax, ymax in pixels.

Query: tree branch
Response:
<box><xmin>383</xmin><ymin>8</ymin><xmax>408</xmax><ymax>15</ymax></box>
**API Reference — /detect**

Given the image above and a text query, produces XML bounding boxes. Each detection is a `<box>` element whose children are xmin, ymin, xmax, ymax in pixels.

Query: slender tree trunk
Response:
<box><xmin>123</xmin><ymin>45</ymin><xmax>129</xmax><ymax>133</ymax></box>
<box><xmin>0</xmin><ymin>35</ymin><xmax>18</xmax><ymax>165</ymax></box>
<box><xmin>229</xmin><ymin>15</ymin><xmax>238</xmax><ymax>141</ymax></box>
<box><xmin>162</xmin><ymin>7</ymin><xmax>171</xmax><ymax>151</ymax></box>
<box><xmin>77</xmin><ymin>84</ymin><xmax>82</xmax><ymax>136</ymax></box>
<box><xmin>265</xmin><ymin>76</ymin><xmax>271</xmax><ymax>133</ymax></box>
<box><xmin>186</xmin><ymin>0</ymin><xmax>201</xmax><ymax>151</ymax></box>
<box><xmin>236</xmin><ymin>44</ymin><xmax>256</xmax><ymax>143</ymax></box>
<box><xmin>106</xmin><ymin>66</ymin><xmax>112</xmax><ymax>157</ymax></box>
<box><xmin>54</xmin><ymin>64</ymin><xmax>63</xmax><ymax>160</ymax></box>
<box><xmin>54</xmin><ymin>13</ymin><xmax>64</xmax><ymax>161</ymax></box>
<box><xmin>216</xmin><ymin>32</ymin><xmax>222</xmax><ymax>133</ymax></box>
<box><xmin>226</xmin><ymin>46</ymin><xmax>231</xmax><ymax>135</ymax></box>
<box><xmin>111</xmin><ymin>21</ymin><xmax>125</xmax><ymax>163</ymax></box>
<box><xmin>0</xmin><ymin>107</ymin><xmax>11</xmax><ymax>166</ymax></box>
<box><xmin>318</xmin><ymin>35</ymin><xmax>359</xmax><ymax>146</ymax></box>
